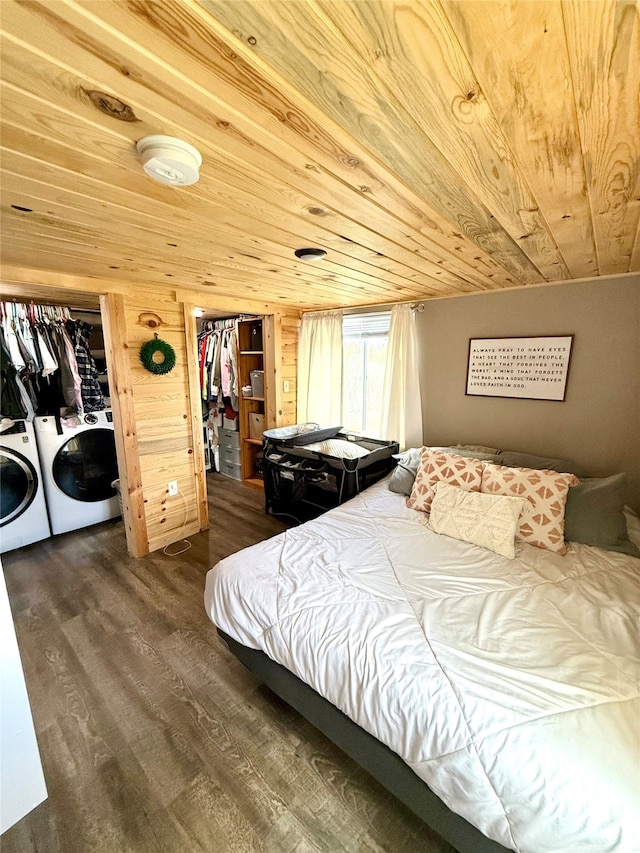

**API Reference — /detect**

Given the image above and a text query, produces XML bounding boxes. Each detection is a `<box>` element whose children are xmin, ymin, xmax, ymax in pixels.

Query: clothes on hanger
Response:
<box><xmin>0</xmin><ymin>301</ymin><xmax>106</xmax><ymax>418</ymax></box>
<box><xmin>67</xmin><ymin>319</ymin><xmax>105</xmax><ymax>413</ymax></box>
<box><xmin>0</xmin><ymin>330</ymin><xmax>28</xmax><ymax>420</ymax></box>
<box><xmin>198</xmin><ymin>319</ymin><xmax>239</xmax><ymax>411</ymax></box>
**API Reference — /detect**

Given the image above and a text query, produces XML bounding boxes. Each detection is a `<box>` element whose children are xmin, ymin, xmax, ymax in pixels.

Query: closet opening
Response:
<box><xmin>196</xmin><ymin>310</ymin><xmax>272</xmax><ymax>511</ymax></box>
<box><xmin>0</xmin><ymin>297</ymin><xmax>120</xmax><ymax>555</ymax></box>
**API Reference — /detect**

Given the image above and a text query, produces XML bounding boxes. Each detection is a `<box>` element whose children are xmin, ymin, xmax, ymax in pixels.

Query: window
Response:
<box><xmin>342</xmin><ymin>312</ymin><xmax>390</xmax><ymax>435</ymax></box>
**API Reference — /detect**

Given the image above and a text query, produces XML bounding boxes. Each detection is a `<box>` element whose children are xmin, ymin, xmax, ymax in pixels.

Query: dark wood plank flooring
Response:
<box><xmin>2</xmin><ymin>473</ymin><xmax>454</xmax><ymax>853</ymax></box>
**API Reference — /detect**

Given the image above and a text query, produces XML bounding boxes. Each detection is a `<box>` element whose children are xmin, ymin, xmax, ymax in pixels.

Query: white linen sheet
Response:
<box><xmin>204</xmin><ymin>479</ymin><xmax>640</xmax><ymax>853</ymax></box>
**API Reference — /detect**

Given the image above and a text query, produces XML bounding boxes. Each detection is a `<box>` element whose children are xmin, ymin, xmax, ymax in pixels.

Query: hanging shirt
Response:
<box><xmin>220</xmin><ymin>332</ymin><xmax>231</xmax><ymax>399</ymax></box>
<box><xmin>49</xmin><ymin>325</ymin><xmax>77</xmax><ymax>414</ymax></box>
<box><xmin>0</xmin><ymin>330</ymin><xmax>28</xmax><ymax>420</ymax></box>
<box><xmin>61</xmin><ymin>324</ymin><xmax>84</xmax><ymax>413</ymax></box>
<box><xmin>35</xmin><ymin>325</ymin><xmax>58</xmax><ymax>377</ymax></box>
<box><xmin>1</xmin><ymin>314</ymin><xmax>25</xmax><ymax>370</ymax></box>
<box><xmin>227</xmin><ymin>324</ymin><xmax>239</xmax><ymax>410</ymax></box>
<box><xmin>71</xmin><ymin>319</ymin><xmax>105</xmax><ymax>412</ymax></box>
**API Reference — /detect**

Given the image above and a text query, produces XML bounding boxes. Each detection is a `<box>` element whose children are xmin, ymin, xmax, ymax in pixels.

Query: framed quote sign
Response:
<box><xmin>466</xmin><ymin>336</ymin><xmax>574</xmax><ymax>401</ymax></box>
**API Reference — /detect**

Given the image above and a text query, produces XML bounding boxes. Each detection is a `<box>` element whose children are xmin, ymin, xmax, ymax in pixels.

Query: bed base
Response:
<box><xmin>217</xmin><ymin>629</ymin><xmax>510</xmax><ymax>853</ymax></box>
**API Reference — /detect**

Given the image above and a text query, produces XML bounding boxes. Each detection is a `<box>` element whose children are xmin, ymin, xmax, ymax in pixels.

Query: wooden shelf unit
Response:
<box><xmin>237</xmin><ymin>317</ymin><xmax>271</xmax><ymax>486</ymax></box>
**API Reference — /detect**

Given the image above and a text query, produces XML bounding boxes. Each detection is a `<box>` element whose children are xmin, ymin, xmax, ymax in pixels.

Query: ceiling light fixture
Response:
<box><xmin>193</xmin><ymin>307</ymin><xmax>204</xmax><ymax>318</ymax></box>
<box><xmin>294</xmin><ymin>247</ymin><xmax>327</xmax><ymax>261</ymax></box>
<box><xmin>136</xmin><ymin>135</ymin><xmax>202</xmax><ymax>186</ymax></box>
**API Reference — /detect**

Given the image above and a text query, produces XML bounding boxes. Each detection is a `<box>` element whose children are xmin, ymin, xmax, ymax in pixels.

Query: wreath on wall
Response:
<box><xmin>139</xmin><ymin>333</ymin><xmax>176</xmax><ymax>375</ymax></box>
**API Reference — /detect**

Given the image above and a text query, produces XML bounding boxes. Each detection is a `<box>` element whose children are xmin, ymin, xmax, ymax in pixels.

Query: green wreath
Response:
<box><xmin>139</xmin><ymin>333</ymin><xmax>176</xmax><ymax>375</ymax></box>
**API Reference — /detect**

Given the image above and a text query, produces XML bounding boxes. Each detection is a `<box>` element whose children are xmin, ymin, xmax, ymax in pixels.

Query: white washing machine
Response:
<box><xmin>0</xmin><ymin>420</ymin><xmax>52</xmax><ymax>553</ymax></box>
<box><xmin>34</xmin><ymin>410</ymin><xmax>120</xmax><ymax>535</ymax></box>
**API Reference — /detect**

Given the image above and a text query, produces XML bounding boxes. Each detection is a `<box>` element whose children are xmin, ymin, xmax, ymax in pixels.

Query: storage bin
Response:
<box><xmin>219</xmin><ymin>427</ymin><xmax>240</xmax><ymax>448</ymax></box>
<box><xmin>241</xmin><ymin>385</ymin><xmax>253</xmax><ymax>397</ymax></box>
<box><xmin>222</xmin><ymin>415</ymin><xmax>239</xmax><ymax>431</ymax></box>
<box><xmin>250</xmin><ymin>369</ymin><xmax>264</xmax><ymax>397</ymax></box>
<box><xmin>220</xmin><ymin>445</ymin><xmax>241</xmax><ymax>466</ymax></box>
<box><xmin>249</xmin><ymin>412</ymin><xmax>265</xmax><ymax>440</ymax></box>
<box><xmin>219</xmin><ymin>459</ymin><xmax>242</xmax><ymax>480</ymax></box>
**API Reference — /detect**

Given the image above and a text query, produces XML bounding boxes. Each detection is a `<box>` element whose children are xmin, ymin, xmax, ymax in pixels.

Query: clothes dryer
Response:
<box><xmin>0</xmin><ymin>420</ymin><xmax>52</xmax><ymax>553</ymax></box>
<box><xmin>34</xmin><ymin>410</ymin><xmax>120</xmax><ymax>535</ymax></box>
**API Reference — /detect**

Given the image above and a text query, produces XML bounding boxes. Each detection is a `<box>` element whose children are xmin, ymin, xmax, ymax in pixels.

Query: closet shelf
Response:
<box><xmin>237</xmin><ymin>317</ymin><xmax>268</xmax><ymax>488</ymax></box>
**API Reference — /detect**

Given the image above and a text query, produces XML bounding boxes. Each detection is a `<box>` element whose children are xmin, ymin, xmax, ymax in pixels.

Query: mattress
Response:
<box><xmin>204</xmin><ymin>478</ymin><xmax>640</xmax><ymax>853</ymax></box>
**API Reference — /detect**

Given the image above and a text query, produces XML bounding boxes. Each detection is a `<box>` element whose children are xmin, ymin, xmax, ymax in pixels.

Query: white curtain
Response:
<box><xmin>381</xmin><ymin>304</ymin><xmax>423</xmax><ymax>450</ymax></box>
<box><xmin>297</xmin><ymin>310</ymin><xmax>343</xmax><ymax>425</ymax></box>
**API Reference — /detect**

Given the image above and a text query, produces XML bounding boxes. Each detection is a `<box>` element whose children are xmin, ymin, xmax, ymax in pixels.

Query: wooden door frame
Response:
<box><xmin>182</xmin><ymin>303</ymin><xmax>209</xmax><ymax>533</ymax></box>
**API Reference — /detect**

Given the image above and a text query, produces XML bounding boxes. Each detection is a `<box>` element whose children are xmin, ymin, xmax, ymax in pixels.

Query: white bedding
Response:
<box><xmin>204</xmin><ymin>478</ymin><xmax>640</xmax><ymax>853</ymax></box>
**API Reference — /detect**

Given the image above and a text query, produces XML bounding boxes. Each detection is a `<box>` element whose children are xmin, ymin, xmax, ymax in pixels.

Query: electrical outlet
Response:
<box><xmin>283</xmin><ymin>380</ymin><xmax>290</xmax><ymax>393</ymax></box>
<box><xmin>167</xmin><ymin>480</ymin><xmax>178</xmax><ymax>496</ymax></box>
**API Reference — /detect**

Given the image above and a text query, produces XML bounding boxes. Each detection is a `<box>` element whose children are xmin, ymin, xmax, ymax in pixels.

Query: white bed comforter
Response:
<box><xmin>204</xmin><ymin>479</ymin><xmax>640</xmax><ymax>853</ymax></box>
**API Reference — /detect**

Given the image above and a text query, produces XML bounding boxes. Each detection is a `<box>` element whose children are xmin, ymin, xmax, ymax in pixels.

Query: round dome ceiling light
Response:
<box><xmin>294</xmin><ymin>247</ymin><xmax>327</xmax><ymax>261</ymax></box>
<box><xmin>136</xmin><ymin>135</ymin><xmax>202</xmax><ymax>186</ymax></box>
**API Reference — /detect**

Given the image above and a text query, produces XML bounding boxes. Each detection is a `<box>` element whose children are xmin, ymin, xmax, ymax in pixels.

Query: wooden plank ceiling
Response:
<box><xmin>1</xmin><ymin>0</ymin><xmax>638</xmax><ymax>311</ymax></box>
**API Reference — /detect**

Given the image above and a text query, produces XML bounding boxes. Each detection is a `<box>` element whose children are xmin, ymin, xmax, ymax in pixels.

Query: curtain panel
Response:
<box><xmin>381</xmin><ymin>304</ymin><xmax>423</xmax><ymax>450</ymax></box>
<box><xmin>296</xmin><ymin>310</ymin><xmax>343</xmax><ymax>425</ymax></box>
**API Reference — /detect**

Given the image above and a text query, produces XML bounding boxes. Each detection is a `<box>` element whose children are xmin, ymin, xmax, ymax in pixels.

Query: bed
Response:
<box><xmin>204</xmin><ymin>454</ymin><xmax>640</xmax><ymax>853</ymax></box>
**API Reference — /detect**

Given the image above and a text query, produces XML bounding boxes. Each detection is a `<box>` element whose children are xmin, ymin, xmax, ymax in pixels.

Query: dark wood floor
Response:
<box><xmin>2</xmin><ymin>473</ymin><xmax>454</xmax><ymax>853</ymax></box>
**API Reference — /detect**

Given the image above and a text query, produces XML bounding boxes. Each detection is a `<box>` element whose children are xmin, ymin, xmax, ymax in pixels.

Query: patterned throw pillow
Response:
<box><xmin>481</xmin><ymin>462</ymin><xmax>580</xmax><ymax>554</ymax></box>
<box><xmin>407</xmin><ymin>449</ymin><xmax>485</xmax><ymax>514</ymax></box>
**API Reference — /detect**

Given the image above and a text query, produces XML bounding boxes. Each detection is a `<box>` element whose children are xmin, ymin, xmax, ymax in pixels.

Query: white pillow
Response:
<box><xmin>303</xmin><ymin>438</ymin><xmax>370</xmax><ymax>459</ymax></box>
<box><xmin>428</xmin><ymin>482</ymin><xmax>526</xmax><ymax>559</ymax></box>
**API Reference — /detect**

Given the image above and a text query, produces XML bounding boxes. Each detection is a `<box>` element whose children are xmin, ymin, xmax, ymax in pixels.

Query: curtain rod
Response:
<box><xmin>303</xmin><ymin>300</ymin><xmax>425</xmax><ymax>317</ymax></box>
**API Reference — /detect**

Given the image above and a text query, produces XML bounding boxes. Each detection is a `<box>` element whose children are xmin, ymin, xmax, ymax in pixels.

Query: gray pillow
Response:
<box><xmin>496</xmin><ymin>450</ymin><xmax>583</xmax><ymax>476</ymax></box>
<box><xmin>388</xmin><ymin>463</ymin><xmax>418</xmax><ymax>495</ymax></box>
<box><xmin>388</xmin><ymin>446</ymin><xmax>497</xmax><ymax>497</ymax></box>
<box><xmin>389</xmin><ymin>447</ymin><xmax>423</xmax><ymax>495</ymax></box>
<box><xmin>564</xmin><ymin>474</ymin><xmax>640</xmax><ymax>557</ymax></box>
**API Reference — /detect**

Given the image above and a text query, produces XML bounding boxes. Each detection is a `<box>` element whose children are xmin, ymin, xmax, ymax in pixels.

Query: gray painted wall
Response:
<box><xmin>415</xmin><ymin>275</ymin><xmax>640</xmax><ymax>511</ymax></box>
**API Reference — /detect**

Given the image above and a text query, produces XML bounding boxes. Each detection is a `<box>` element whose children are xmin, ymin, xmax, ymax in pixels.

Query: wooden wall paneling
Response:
<box><xmin>124</xmin><ymin>288</ymin><xmax>202</xmax><ymax>554</ymax></box>
<box><xmin>440</xmin><ymin>0</ymin><xmax>598</xmax><ymax>281</ymax></box>
<box><xmin>278</xmin><ymin>311</ymin><xmax>300</xmax><ymax>426</ymax></box>
<box><xmin>562</xmin><ymin>0</ymin><xmax>640</xmax><ymax>275</ymax></box>
<box><xmin>174</xmin><ymin>286</ymin><xmax>276</xmax><ymax>319</ymax></box>
<box><xmin>17</xmin><ymin>0</ymin><xmax>523</xmax><ymax>291</ymax></box>
<box><xmin>0</xmin><ymin>280</ymin><xmax>100</xmax><ymax>311</ymax></box>
<box><xmin>0</xmin><ymin>265</ymin><xmax>298</xmax><ymax>555</ymax></box>
<box><xmin>183</xmin><ymin>302</ymin><xmax>209</xmax><ymax>533</ymax></box>
<box><xmin>100</xmin><ymin>292</ymin><xmax>148</xmax><ymax>558</ymax></box>
<box><xmin>0</xmin><ymin>6</ymin><xmax>511</xmax><ymax>299</ymax></box>
<box><xmin>0</xmin><ymin>265</ymin><xmax>130</xmax><ymax>298</ymax></box>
